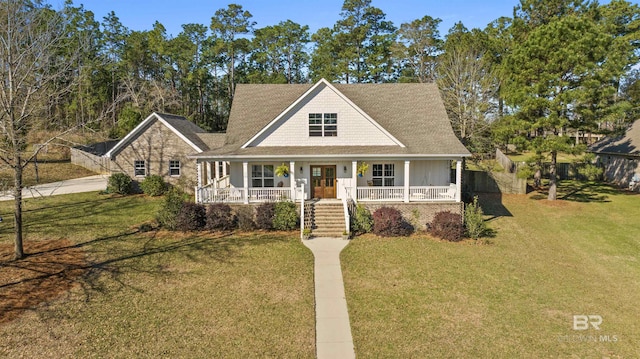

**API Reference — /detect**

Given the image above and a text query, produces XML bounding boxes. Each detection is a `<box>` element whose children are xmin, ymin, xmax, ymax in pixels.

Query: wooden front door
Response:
<box><xmin>311</xmin><ymin>165</ymin><xmax>336</xmax><ymax>199</ymax></box>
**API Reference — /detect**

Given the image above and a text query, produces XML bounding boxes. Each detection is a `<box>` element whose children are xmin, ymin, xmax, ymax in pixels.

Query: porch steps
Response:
<box><xmin>309</xmin><ymin>202</ymin><xmax>346</xmax><ymax>237</ymax></box>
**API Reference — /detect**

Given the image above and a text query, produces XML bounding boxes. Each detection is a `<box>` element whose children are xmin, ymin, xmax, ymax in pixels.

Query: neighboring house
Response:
<box><xmin>191</xmin><ymin>78</ymin><xmax>471</xmax><ymax>209</ymax></box>
<box><xmin>589</xmin><ymin>120</ymin><xmax>640</xmax><ymax>187</ymax></box>
<box><xmin>104</xmin><ymin>112</ymin><xmax>225</xmax><ymax>188</ymax></box>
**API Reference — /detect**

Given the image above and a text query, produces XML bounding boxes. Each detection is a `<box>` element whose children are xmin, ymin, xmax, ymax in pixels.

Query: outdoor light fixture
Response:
<box><xmin>344</xmin><ymin>166</ymin><xmax>347</xmax><ymax>172</ymax></box>
<box><xmin>300</xmin><ymin>166</ymin><xmax>303</xmax><ymax>173</ymax></box>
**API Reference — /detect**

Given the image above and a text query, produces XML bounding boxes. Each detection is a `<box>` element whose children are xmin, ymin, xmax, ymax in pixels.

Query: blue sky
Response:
<box><xmin>68</xmin><ymin>0</ymin><xmax>521</xmax><ymax>37</ymax></box>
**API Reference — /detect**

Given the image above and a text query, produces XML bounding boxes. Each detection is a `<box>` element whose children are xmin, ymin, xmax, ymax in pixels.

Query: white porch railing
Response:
<box><xmin>356</xmin><ymin>186</ymin><xmax>406</xmax><ymax>201</ymax></box>
<box><xmin>212</xmin><ymin>175</ymin><xmax>230</xmax><ymax>189</ymax></box>
<box><xmin>247</xmin><ymin>187</ymin><xmax>293</xmax><ymax>202</ymax></box>
<box><xmin>199</xmin><ymin>187</ymin><xmax>246</xmax><ymax>203</ymax></box>
<box><xmin>355</xmin><ymin>185</ymin><xmax>457</xmax><ymax>202</ymax></box>
<box><xmin>198</xmin><ymin>187</ymin><xmax>295</xmax><ymax>203</ymax></box>
<box><xmin>408</xmin><ymin>185</ymin><xmax>456</xmax><ymax>201</ymax></box>
<box><xmin>198</xmin><ymin>184</ymin><xmax>457</xmax><ymax>203</ymax></box>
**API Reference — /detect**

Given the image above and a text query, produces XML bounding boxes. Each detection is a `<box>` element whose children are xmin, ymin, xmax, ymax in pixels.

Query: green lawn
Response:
<box><xmin>507</xmin><ymin>151</ymin><xmax>580</xmax><ymax>163</ymax></box>
<box><xmin>0</xmin><ymin>161</ymin><xmax>97</xmax><ymax>189</ymax></box>
<box><xmin>0</xmin><ymin>193</ymin><xmax>315</xmax><ymax>358</ymax></box>
<box><xmin>342</xmin><ymin>182</ymin><xmax>640</xmax><ymax>358</ymax></box>
<box><xmin>3</xmin><ymin>184</ymin><xmax>638</xmax><ymax>357</ymax></box>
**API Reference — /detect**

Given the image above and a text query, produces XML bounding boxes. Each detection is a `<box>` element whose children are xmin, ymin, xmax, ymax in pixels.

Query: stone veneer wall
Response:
<box><xmin>359</xmin><ymin>202</ymin><xmax>464</xmax><ymax>231</ymax></box>
<box><xmin>110</xmin><ymin>118</ymin><xmax>198</xmax><ymax>190</ymax></box>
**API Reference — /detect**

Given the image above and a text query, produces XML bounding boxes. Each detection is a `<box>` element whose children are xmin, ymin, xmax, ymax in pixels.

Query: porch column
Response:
<box><xmin>223</xmin><ymin>161</ymin><xmax>228</xmax><ymax>177</ymax></box>
<box><xmin>242</xmin><ymin>161</ymin><xmax>249</xmax><ymax>204</ymax></box>
<box><xmin>289</xmin><ymin>161</ymin><xmax>296</xmax><ymax>200</ymax></box>
<box><xmin>214</xmin><ymin>161</ymin><xmax>220</xmax><ymax>180</ymax></box>
<box><xmin>207</xmin><ymin>162</ymin><xmax>213</xmax><ymax>184</ymax></box>
<box><xmin>404</xmin><ymin>160</ymin><xmax>410</xmax><ymax>203</ymax></box>
<box><xmin>196</xmin><ymin>161</ymin><xmax>202</xmax><ymax>203</ymax></box>
<box><xmin>352</xmin><ymin>160</ymin><xmax>357</xmax><ymax>200</ymax></box>
<box><xmin>455</xmin><ymin>159</ymin><xmax>462</xmax><ymax>202</ymax></box>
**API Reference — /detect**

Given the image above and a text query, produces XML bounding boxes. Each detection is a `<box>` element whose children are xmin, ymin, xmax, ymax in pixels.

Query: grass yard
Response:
<box><xmin>0</xmin><ymin>144</ymin><xmax>97</xmax><ymax>189</ymax></box>
<box><xmin>0</xmin><ymin>161</ymin><xmax>97</xmax><ymax>189</ymax></box>
<box><xmin>507</xmin><ymin>151</ymin><xmax>580</xmax><ymax>163</ymax></box>
<box><xmin>342</xmin><ymin>181</ymin><xmax>640</xmax><ymax>358</ymax></box>
<box><xmin>0</xmin><ymin>193</ymin><xmax>315</xmax><ymax>358</ymax></box>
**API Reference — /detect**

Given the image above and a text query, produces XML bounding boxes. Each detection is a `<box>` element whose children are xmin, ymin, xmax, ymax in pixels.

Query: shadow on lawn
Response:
<box><xmin>475</xmin><ymin>192</ymin><xmax>513</xmax><ymax>221</ymax></box>
<box><xmin>0</xmin><ymin>195</ymin><xmax>148</xmax><ymax>237</ymax></box>
<box><xmin>529</xmin><ymin>181</ymin><xmax>620</xmax><ymax>203</ymax></box>
<box><xmin>0</xmin><ymin>228</ymin><xmax>289</xmax><ymax>324</ymax></box>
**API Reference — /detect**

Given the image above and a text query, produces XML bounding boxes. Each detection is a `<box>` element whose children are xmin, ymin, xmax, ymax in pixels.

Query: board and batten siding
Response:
<box><xmin>247</xmin><ymin>84</ymin><xmax>399</xmax><ymax>147</ymax></box>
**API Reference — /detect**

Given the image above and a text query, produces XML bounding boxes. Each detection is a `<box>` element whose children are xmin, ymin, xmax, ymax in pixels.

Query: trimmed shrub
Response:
<box><xmin>464</xmin><ymin>196</ymin><xmax>487</xmax><ymax>240</ymax></box>
<box><xmin>205</xmin><ymin>203</ymin><xmax>236</xmax><ymax>231</ymax></box>
<box><xmin>273</xmin><ymin>201</ymin><xmax>298</xmax><ymax>231</ymax></box>
<box><xmin>156</xmin><ymin>187</ymin><xmax>186</xmax><ymax>230</ymax></box>
<box><xmin>429</xmin><ymin>211</ymin><xmax>464</xmax><ymax>242</ymax></box>
<box><xmin>140</xmin><ymin>174</ymin><xmax>167</xmax><ymax>196</ymax></box>
<box><xmin>372</xmin><ymin>206</ymin><xmax>412</xmax><ymax>237</ymax></box>
<box><xmin>236</xmin><ymin>206</ymin><xmax>256</xmax><ymax>231</ymax></box>
<box><xmin>175</xmin><ymin>202</ymin><xmax>206</xmax><ymax>232</ymax></box>
<box><xmin>255</xmin><ymin>202</ymin><xmax>276</xmax><ymax>230</ymax></box>
<box><xmin>352</xmin><ymin>204</ymin><xmax>373</xmax><ymax>235</ymax></box>
<box><xmin>107</xmin><ymin>173</ymin><xmax>132</xmax><ymax>195</ymax></box>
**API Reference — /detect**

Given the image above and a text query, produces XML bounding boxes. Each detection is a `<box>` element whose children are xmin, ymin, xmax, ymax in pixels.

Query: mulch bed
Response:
<box><xmin>0</xmin><ymin>239</ymin><xmax>88</xmax><ymax>324</ymax></box>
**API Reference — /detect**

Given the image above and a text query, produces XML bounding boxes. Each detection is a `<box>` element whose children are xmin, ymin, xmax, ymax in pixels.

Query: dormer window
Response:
<box><xmin>309</xmin><ymin>113</ymin><xmax>338</xmax><ymax>137</ymax></box>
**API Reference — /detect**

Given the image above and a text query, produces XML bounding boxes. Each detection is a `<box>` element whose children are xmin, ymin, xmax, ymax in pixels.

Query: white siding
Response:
<box><xmin>229</xmin><ymin>162</ymin><xmax>243</xmax><ymax>188</ymax></box>
<box><xmin>248</xmin><ymin>84</ymin><xmax>399</xmax><ymax>147</ymax></box>
<box><xmin>229</xmin><ymin>161</ymin><xmax>293</xmax><ymax>188</ymax></box>
<box><xmin>353</xmin><ymin>160</ymin><xmax>449</xmax><ymax>187</ymax></box>
<box><xmin>409</xmin><ymin>160</ymin><xmax>450</xmax><ymax>186</ymax></box>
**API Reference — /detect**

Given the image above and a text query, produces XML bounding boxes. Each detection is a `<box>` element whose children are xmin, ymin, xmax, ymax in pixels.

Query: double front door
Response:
<box><xmin>311</xmin><ymin>165</ymin><xmax>336</xmax><ymax>198</ymax></box>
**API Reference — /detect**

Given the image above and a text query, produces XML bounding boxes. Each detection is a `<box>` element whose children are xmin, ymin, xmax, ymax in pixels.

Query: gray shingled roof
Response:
<box><xmin>196</xmin><ymin>133</ymin><xmax>226</xmax><ymax>150</ymax></box>
<box><xmin>155</xmin><ymin>112</ymin><xmax>210</xmax><ymax>151</ymax></box>
<box><xmin>589</xmin><ymin>120</ymin><xmax>640</xmax><ymax>156</ymax></box>
<box><xmin>106</xmin><ymin>112</ymin><xmax>213</xmax><ymax>158</ymax></box>
<box><xmin>194</xmin><ymin>81</ymin><xmax>469</xmax><ymax>159</ymax></box>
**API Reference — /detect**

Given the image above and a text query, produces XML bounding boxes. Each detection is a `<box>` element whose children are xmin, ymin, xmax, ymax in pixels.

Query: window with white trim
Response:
<box><xmin>169</xmin><ymin>160</ymin><xmax>180</xmax><ymax>176</ymax></box>
<box><xmin>309</xmin><ymin>113</ymin><xmax>338</xmax><ymax>137</ymax></box>
<box><xmin>251</xmin><ymin>164</ymin><xmax>274</xmax><ymax>187</ymax></box>
<box><xmin>372</xmin><ymin>163</ymin><xmax>394</xmax><ymax>186</ymax></box>
<box><xmin>134</xmin><ymin>160</ymin><xmax>146</xmax><ymax>177</ymax></box>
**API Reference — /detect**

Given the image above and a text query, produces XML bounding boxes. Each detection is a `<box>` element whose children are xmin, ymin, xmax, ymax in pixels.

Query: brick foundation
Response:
<box><xmin>359</xmin><ymin>202</ymin><xmax>463</xmax><ymax>231</ymax></box>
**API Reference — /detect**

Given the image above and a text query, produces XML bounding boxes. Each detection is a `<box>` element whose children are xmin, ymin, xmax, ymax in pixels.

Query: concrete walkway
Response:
<box><xmin>0</xmin><ymin>174</ymin><xmax>108</xmax><ymax>201</ymax></box>
<box><xmin>303</xmin><ymin>237</ymin><xmax>356</xmax><ymax>359</ymax></box>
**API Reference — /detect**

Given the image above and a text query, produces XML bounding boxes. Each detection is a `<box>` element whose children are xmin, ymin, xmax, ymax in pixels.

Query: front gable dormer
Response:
<box><xmin>242</xmin><ymin>79</ymin><xmax>404</xmax><ymax>148</ymax></box>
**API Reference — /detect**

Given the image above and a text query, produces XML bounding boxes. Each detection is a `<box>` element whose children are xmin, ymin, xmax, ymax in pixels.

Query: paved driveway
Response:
<box><xmin>0</xmin><ymin>175</ymin><xmax>108</xmax><ymax>201</ymax></box>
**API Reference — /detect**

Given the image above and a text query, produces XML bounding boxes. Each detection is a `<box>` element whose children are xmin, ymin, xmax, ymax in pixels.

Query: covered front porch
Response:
<box><xmin>195</xmin><ymin>158</ymin><xmax>463</xmax><ymax>204</ymax></box>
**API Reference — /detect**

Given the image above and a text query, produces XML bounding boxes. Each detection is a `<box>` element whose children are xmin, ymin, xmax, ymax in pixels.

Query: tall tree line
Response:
<box><xmin>3</xmin><ymin>0</ymin><xmax>640</xmax><ymax>178</ymax></box>
<box><xmin>12</xmin><ymin>0</ymin><xmax>640</xmax><ymax>142</ymax></box>
<box><xmin>3</xmin><ymin>0</ymin><xmax>640</xmax><ymax>258</ymax></box>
